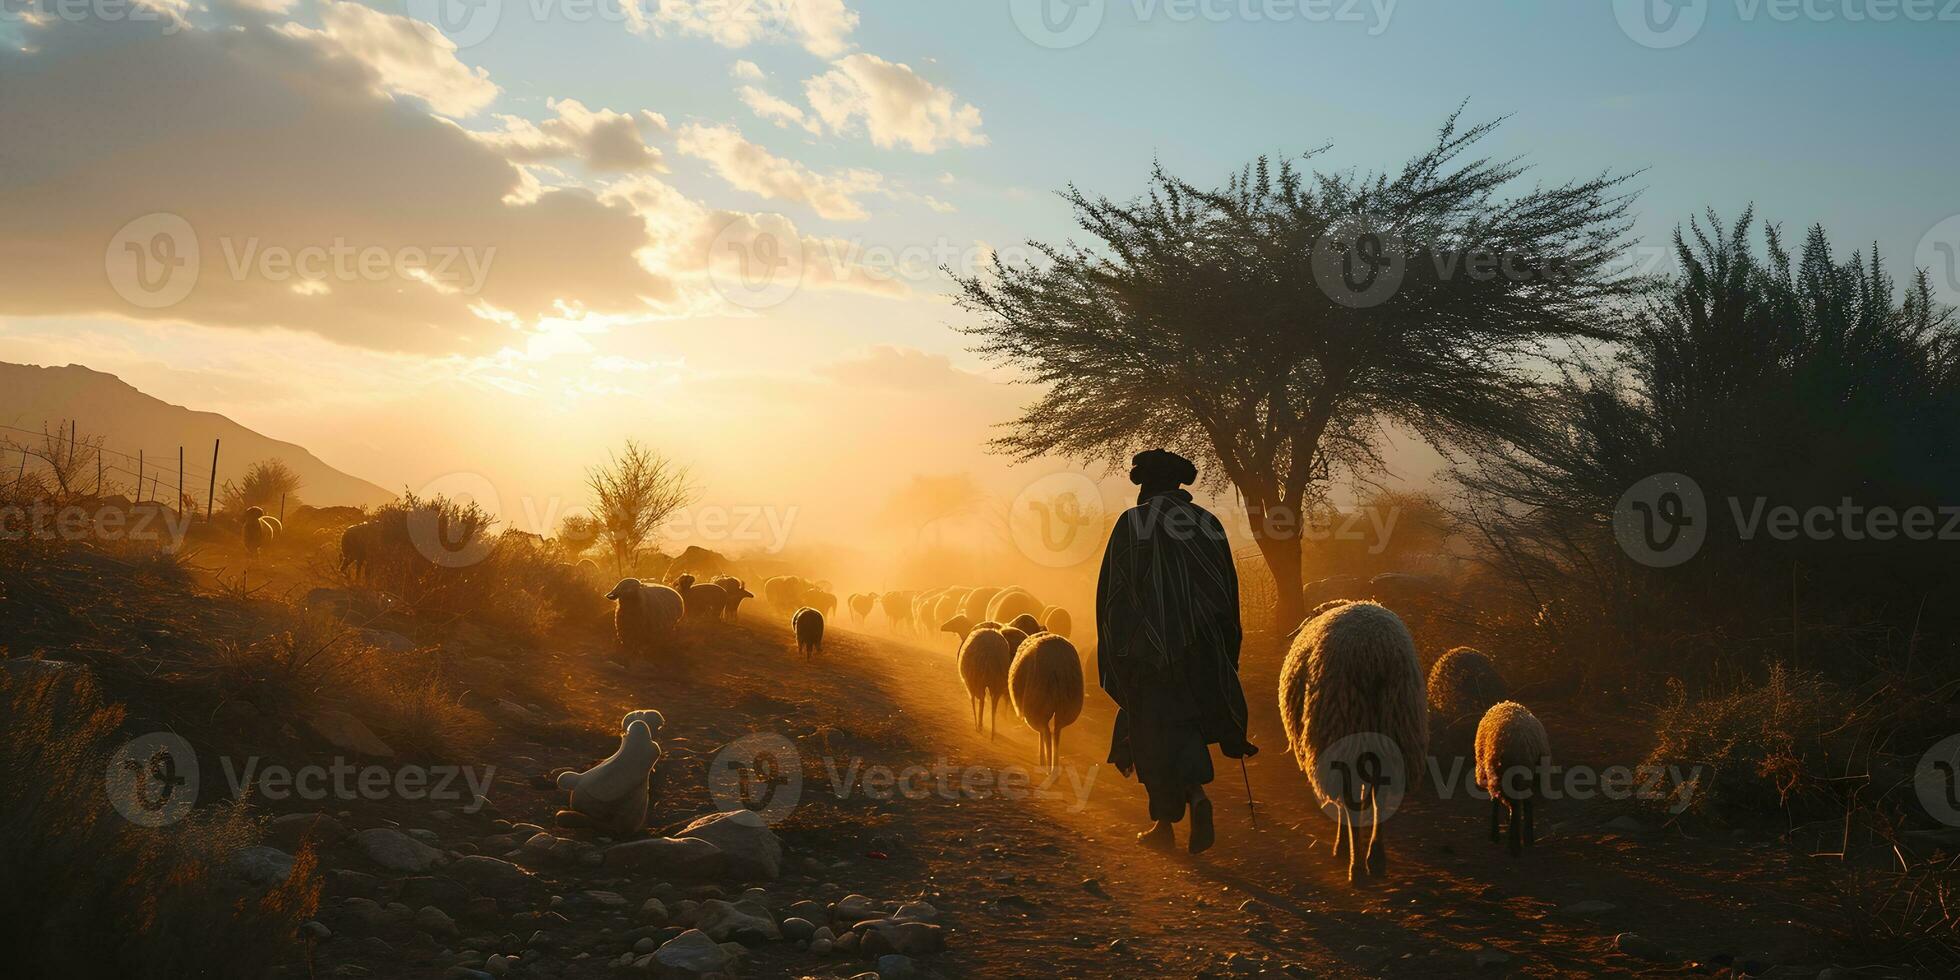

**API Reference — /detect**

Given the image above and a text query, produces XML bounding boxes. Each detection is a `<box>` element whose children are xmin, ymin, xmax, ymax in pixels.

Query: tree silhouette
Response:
<box><xmin>585</xmin><ymin>440</ymin><xmax>695</xmax><ymax>574</ymax></box>
<box><xmin>956</xmin><ymin>113</ymin><xmax>1640</xmax><ymax>626</ymax></box>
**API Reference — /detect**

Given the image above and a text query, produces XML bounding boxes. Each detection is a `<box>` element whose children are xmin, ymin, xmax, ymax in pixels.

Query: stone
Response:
<box><xmin>695</xmin><ymin>899</ymin><xmax>780</xmax><ymax>943</ymax></box>
<box><xmin>781</xmin><ymin>917</ymin><xmax>817</xmax><ymax>942</ymax></box>
<box><xmin>301</xmin><ymin>920</ymin><xmax>333</xmax><ymax>940</ymax></box>
<box><xmin>583</xmin><ymin>890</ymin><xmax>629</xmax><ymax>908</ymax></box>
<box><xmin>788</xmin><ymin>899</ymin><xmax>828</xmax><ymax>923</ymax></box>
<box><xmin>834</xmin><ymin>894</ymin><xmax>881</xmax><ymax>921</ymax></box>
<box><xmin>268</xmin><ymin>812</ymin><xmax>349</xmax><ymax>849</ymax></box>
<box><xmin>812</xmin><ymin>926</ymin><xmax>835</xmax><ymax>943</ymax></box>
<box><xmin>1615</xmin><ymin>932</ymin><xmax>1673</xmax><ymax>962</ymax></box>
<box><xmin>652</xmin><ymin>929</ymin><xmax>736</xmax><ymax>976</ymax></box>
<box><xmin>358</xmin><ymin>829</ymin><xmax>445</xmax><ymax>872</ymax></box>
<box><xmin>308</xmin><ymin>710</ymin><xmax>395</xmax><ymax>758</ymax></box>
<box><xmin>228</xmin><ymin>845</ymin><xmax>296</xmax><ymax>886</ymax></box>
<box><xmin>603</xmin><ymin>837</ymin><xmax>726</xmax><ymax>878</ymax></box>
<box><xmin>414</xmin><ymin>906</ymin><xmax>460</xmax><ymax>938</ymax></box>
<box><xmin>856</xmin><ymin>919</ymin><xmax>944</xmax><ymax>956</ymax></box>
<box><xmin>398</xmin><ymin>876</ymin><xmax>473</xmax><ymax>910</ymax></box>
<box><xmin>876</xmin><ymin>954</ymin><xmax>920</xmax><ymax>979</ymax></box>
<box><xmin>640</xmin><ymin>898</ymin><xmax>670</xmax><ymax>923</ymax></box>
<box><xmin>676</xmin><ymin>810</ymin><xmax>782</xmax><ymax>880</ymax></box>
<box><xmin>810</xmin><ymin>938</ymin><xmax>834</xmax><ymax>955</ymax></box>
<box><xmin>893</xmin><ymin>901</ymin><xmax>938</xmax><ymax>922</ymax></box>
<box><xmin>445</xmin><ymin>856</ymin><xmax>533</xmax><ymax>898</ymax></box>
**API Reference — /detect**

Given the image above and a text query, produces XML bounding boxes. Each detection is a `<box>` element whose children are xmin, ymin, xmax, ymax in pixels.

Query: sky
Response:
<box><xmin>2</xmin><ymin>0</ymin><xmax>1957</xmax><ymax>556</ymax></box>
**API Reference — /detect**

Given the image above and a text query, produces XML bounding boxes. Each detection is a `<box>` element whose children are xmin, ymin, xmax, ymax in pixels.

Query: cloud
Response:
<box><xmin>640</xmin><ymin>0</ymin><xmax>858</xmax><ymax>58</ymax></box>
<box><xmin>675</xmin><ymin>123</ymin><xmax>881</xmax><ymax>221</ymax></box>
<box><xmin>729</xmin><ymin>59</ymin><xmax>765</xmax><ymax>81</ymax></box>
<box><xmin>737</xmin><ymin>84</ymin><xmax>822</xmax><ymax>136</ymax></box>
<box><xmin>803</xmin><ymin>54</ymin><xmax>985</xmax><ymax>153</ymax></box>
<box><xmin>0</xmin><ymin>15</ymin><xmax>674</xmax><ymax>353</ymax></box>
<box><xmin>477</xmin><ymin>98</ymin><xmax>670</xmax><ymax>172</ymax></box>
<box><xmin>281</xmin><ymin>2</ymin><xmax>499</xmax><ymax>118</ymax></box>
<box><xmin>814</xmin><ymin>345</ymin><xmax>993</xmax><ymax>391</ymax></box>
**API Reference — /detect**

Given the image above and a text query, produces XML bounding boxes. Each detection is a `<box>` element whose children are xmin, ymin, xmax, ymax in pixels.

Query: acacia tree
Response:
<box><xmin>956</xmin><ymin>113</ymin><xmax>1640</xmax><ymax>627</ymax></box>
<box><xmin>219</xmin><ymin>458</ymin><xmax>303</xmax><ymax>514</ymax></box>
<box><xmin>586</xmin><ymin>440</ymin><xmax>694</xmax><ymax>573</ymax></box>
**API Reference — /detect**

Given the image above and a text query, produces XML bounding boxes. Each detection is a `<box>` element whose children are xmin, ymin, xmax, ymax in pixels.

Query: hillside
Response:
<box><xmin>0</xmin><ymin>361</ymin><xmax>393</xmax><ymax>508</ymax></box>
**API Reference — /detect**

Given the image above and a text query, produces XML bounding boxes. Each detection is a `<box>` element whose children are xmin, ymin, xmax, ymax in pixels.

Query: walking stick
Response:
<box><xmin>1239</xmin><ymin>755</ymin><xmax>1257</xmax><ymax>830</ymax></box>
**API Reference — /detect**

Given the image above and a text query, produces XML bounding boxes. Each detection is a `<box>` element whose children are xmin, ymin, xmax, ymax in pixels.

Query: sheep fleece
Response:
<box><xmin>1475</xmin><ymin>701</ymin><xmax>1551</xmax><ymax>796</ymax></box>
<box><xmin>1278</xmin><ymin>600</ymin><xmax>1428</xmax><ymax>803</ymax></box>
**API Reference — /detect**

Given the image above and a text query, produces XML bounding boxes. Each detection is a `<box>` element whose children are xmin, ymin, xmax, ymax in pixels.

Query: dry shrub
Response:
<box><xmin>0</xmin><ymin>663</ymin><xmax>318</xmax><ymax>979</ymax></box>
<box><xmin>1643</xmin><ymin>663</ymin><xmax>1850</xmax><ymax>819</ymax></box>
<box><xmin>1834</xmin><ymin>858</ymin><xmax>1960</xmax><ymax>973</ymax></box>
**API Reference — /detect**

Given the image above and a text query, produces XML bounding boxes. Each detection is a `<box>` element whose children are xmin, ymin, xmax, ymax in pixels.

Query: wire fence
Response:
<box><xmin>0</xmin><ymin>420</ymin><xmax>227</xmax><ymax>519</ymax></box>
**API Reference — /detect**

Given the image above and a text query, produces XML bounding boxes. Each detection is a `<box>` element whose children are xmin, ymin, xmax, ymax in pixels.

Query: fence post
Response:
<box><xmin>207</xmin><ymin>439</ymin><xmax>220</xmax><ymax>522</ymax></box>
<box><xmin>178</xmin><ymin>447</ymin><xmax>186</xmax><ymax>517</ymax></box>
<box><xmin>279</xmin><ymin>493</ymin><xmax>286</xmax><ymax>523</ymax></box>
<box><xmin>137</xmin><ymin>450</ymin><xmax>144</xmax><ymax>501</ymax></box>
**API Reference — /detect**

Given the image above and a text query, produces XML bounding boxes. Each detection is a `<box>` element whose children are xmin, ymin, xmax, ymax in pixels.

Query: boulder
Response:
<box><xmin>603</xmin><ymin>836</ymin><xmax>727</xmax><ymax>879</ymax></box>
<box><xmin>357</xmin><ymin>828</ymin><xmax>445</xmax><ymax>872</ymax></box>
<box><xmin>444</xmin><ymin>856</ymin><xmax>533</xmax><ymax>898</ymax></box>
<box><xmin>695</xmin><ymin>899</ymin><xmax>779</xmax><ymax>943</ymax></box>
<box><xmin>652</xmin><ymin>929</ymin><xmax>737</xmax><ymax>977</ymax></box>
<box><xmin>677</xmin><ymin>810</ymin><xmax>781</xmax><ymax>880</ymax></box>
<box><xmin>855</xmin><ymin>919</ymin><xmax>944</xmax><ymax>956</ymax></box>
<box><xmin>227</xmin><ymin>845</ymin><xmax>296</xmax><ymax>886</ymax></box>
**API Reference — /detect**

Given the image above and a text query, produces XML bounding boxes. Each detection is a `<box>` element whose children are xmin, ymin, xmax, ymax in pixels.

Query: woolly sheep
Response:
<box><xmin>680</xmin><ymin>581</ymin><xmax>727</xmax><ymax>621</ymax></box>
<box><xmin>1008</xmin><ymin>633</ymin><xmax>1083</xmax><ymax>770</ymax></box>
<box><xmin>961</xmin><ymin>587</ymin><xmax>1003</xmax><ymax>623</ymax></box>
<box><xmin>1427</xmin><ymin>647</ymin><xmax>1509</xmax><ymax>729</ymax></box>
<box><xmin>1475</xmin><ymin>701</ymin><xmax>1551</xmax><ymax>857</ymax></box>
<box><xmin>932</xmin><ymin>588</ymin><xmax>971</xmax><ymax>630</ymax></box>
<box><xmin>673</xmin><ymin>573</ymin><xmax>696</xmax><ymax>590</ymax></box>
<box><xmin>242</xmin><ymin>505</ymin><xmax>279</xmax><ymax>556</ymax></box>
<box><xmin>985</xmin><ymin>587</ymin><xmax>1044</xmax><ymax>626</ymax></box>
<box><xmin>998</xmin><ymin>625</ymin><xmax>1029</xmax><ymax>654</ymax></box>
<box><xmin>713</xmin><ymin>575</ymin><xmax>753</xmax><ymax>621</ymax></box>
<box><xmin>1006</xmin><ymin>613</ymin><xmax>1043</xmax><ymax>635</ymax></box>
<box><xmin>605</xmin><ymin>578</ymin><xmax>682</xmax><ymax>657</ymax></box>
<box><xmin>792</xmin><ymin>606</ymin><xmax>825</xmax><ymax>661</ymax></box>
<box><xmin>1278</xmin><ymin>600</ymin><xmax>1428</xmax><ymax>885</ymax></box>
<box><xmin>847</xmin><ymin>592</ymin><xmax>876</xmax><ymax>625</ymax></box>
<box><xmin>880</xmin><ymin>591</ymin><xmax>916</xmax><ymax>632</ymax></box>
<box><xmin>939</xmin><ymin>614</ymin><xmax>977</xmax><ymax>646</ymax></box>
<box><xmin>958</xmin><ymin>627</ymin><xmax>1014</xmax><ymax>739</ymax></box>
<box><xmin>554</xmin><ymin>718</ymin><xmax>662</xmax><ymax>834</ymax></box>
<box><xmin>340</xmin><ymin>520</ymin><xmax>382</xmax><ymax>582</ymax></box>
<box><xmin>1039</xmin><ymin>605</ymin><xmax>1073</xmax><ymax>638</ymax></box>
<box><xmin>910</xmin><ymin>588</ymin><xmax>945</xmax><ymax>637</ymax></box>
<box><xmin>801</xmin><ymin>588</ymin><xmax>838</xmax><ymax>622</ymax></box>
<box><xmin>764</xmin><ymin>575</ymin><xmax>808</xmax><ymax>610</ymax></box>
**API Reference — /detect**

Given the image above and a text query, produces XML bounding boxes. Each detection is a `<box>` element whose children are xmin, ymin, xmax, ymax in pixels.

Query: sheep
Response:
<box><xmin>932</xmin><ymin>588</ymin><xmax>971</xmax><ymax>629</ymax></box>
<box><xmin>985</xmin><ymin>587</ymin><xmax>1044</xmax><ymax>626</ymax></box>
<box><xmin>1039</xmin><ymin>605</ymin><xmax>1073</xmax><ymax>638</ymax></box>
<box><xmin>801</xmin><ymin>588</ymin><xmax>838</xmax><ymax>622</ymax></box>
<box><xmin>1009</xmin><ymin>633</ymin><xmax>1083</xmax><ymax>771</ymax></box>
<box><xmin>575</xmin><ymin>557</ymin><xmax>599</xmax><ymax>577</ymax></box>
<box><xmin>958</xmin><ymin>627</ymin><xmax>1014</xmax><ymax>739</ymax></box>
<box><xmin>880</xmin><ymin>591</ymin><xmax>916</xmax><ymax>632</ymax></box>
<box><xmin>1006</xmin><ymin>613</ymin><xmax>1043</xmax><ymax>635</ymax></box>
<box><xmin>713</xmin><ymin>575</ymin><xmax>753</xmax><ymax>621</ymax></box>
<box><xmin>606</xmin><ymin>578</ymin><xmax>682</xmax><ymax>657</ymax></box>
<box><xmin>961</xmin><ymin>586</ymin><xmax>1002</xmax><ymax>622</ymax></box>
<box><xmin>998</xmin><ymin>625</ymin><xmax>1029</xmax><ymax>654</ymax></box>
<box><xmin>680</xmin><ymin>580</ymin><xmax>727</xmax><ymax>621</ymax></box>
<box><xmin>340</xmin><ymin>520</ymin><xmax>382</xmax><ymax>582</ymax></box>
<box><xmin>940</xmin><ymin>614</ymin><xmax>977</xmax><ymax>647</ymax></box>
<box><xmin>792</xmin><ymin>606</ymin><xmax>825</xmax><ymax>661</ymax></box>
<box><xmin>764</xmin><ymin>575</ymin><xmax>808</xmax><ymax>610</ymax></box>
<box><xmin>554</xmin><ymin>717</ymin><xmax>663</xmax><ymax>834</ymax></box>
<box><xmin>910</xmin><ymin>588</ymin><xmax>945</xmax><ymax>637</ymax></box>
<box><xmin>1475</xmin><ymin>701</ymin><xmax>1551</xmax><ymax>857</ymax></box>
<box><xmin>1427</xmin><ymin>646</ymin><xmax>1509</xmax><ymax>730</ymax></box>
<box><xmin>242</xmin><ymin>505</ymin><xmax>279</xmax><ymax>556</ymax></box>
<box><xmin>1278</xmin><ymin>600</ymin><xmax>1428</xmax><ymax>885</ymax></box>
<box><xmin>846</xmin><ymin>592</ymin><xmax>875</xmax><ymax>625</ymax></box>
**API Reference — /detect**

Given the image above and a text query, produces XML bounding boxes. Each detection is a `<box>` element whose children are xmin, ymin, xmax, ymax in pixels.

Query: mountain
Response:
<box><xmin>0</xmin><ymin>361</ymin><xmax>394</xmax><ymax>509</ymax></box>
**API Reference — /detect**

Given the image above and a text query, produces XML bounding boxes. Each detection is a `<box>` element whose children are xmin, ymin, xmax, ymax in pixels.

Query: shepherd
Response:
<box><xmin>1096</xmin><ymin>449</ymin><xmax>1257</xmax><ymax>854</ymax></box>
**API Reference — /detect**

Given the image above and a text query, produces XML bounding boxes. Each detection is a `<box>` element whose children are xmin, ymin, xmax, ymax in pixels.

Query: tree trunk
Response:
<box><xmin>1248</xmin><ymin>503</ymin><xmax>1306</xmax><ymax>631</ymax></box>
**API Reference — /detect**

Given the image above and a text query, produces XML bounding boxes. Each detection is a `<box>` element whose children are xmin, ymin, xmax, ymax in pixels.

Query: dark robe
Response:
<box><xmin>1096</xmin><ymin>488</ymin><xmax>1252</xmax><ymax>822</ymax></box>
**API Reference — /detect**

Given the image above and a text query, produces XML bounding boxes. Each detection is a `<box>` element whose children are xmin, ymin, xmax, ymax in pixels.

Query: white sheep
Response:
<box><xmin>1039</xmin><ymin>605</ymin><xmax>1073</xmax><ymax>638</ymax></box>
<box><xmin>1476</xmin><ymin>701</ymin><xmax>1551</xmax><ymax>857</ymax></box>
<box><xmin>792</xmin><ymin>606</ymin><xmax>825</xmax><ymax>661</ymax></box>
<box><xmin>1009</xmin><ymin>633</ymin><xmax>1084</xmax><ymax>771</ymax></box>
<box><xmin>958</xmin><ymin>627</ymin><xmax>1014</xmax><ymax>739</ymax></box>
<box><xmin>555</xmin><ymin>716</ymin><xmax>663</xmax><ymax>834</ymax></box>
<box><xmin>985</xmin><ymin>587</ymin><xmax>1044</xmax><ymax>626</ymax></box>
<box><xmin>1427</xmin><ymin>646</ymin><xmax>1509</xmax><ymax>730</ymax></box>
<box><xmin>1278</xmin><ymin>600</ymin><xmax>1428</xmax><ymax>885</ymax></box>
<box><xmin>242</xmin><ymin>505</ymin><xmax>279</xmax><ymax>557</ymax></box>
